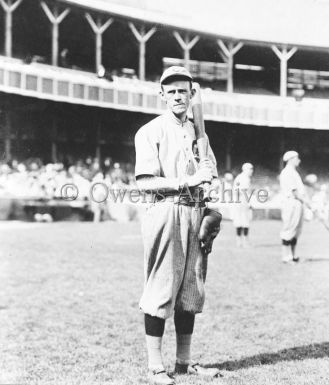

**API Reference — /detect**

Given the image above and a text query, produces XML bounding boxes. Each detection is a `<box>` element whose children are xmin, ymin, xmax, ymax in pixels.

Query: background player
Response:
<box><xmin>279</xmin><ymin>151</ymin><xmax>306</xmax><ymax>263</ymax></box>
<box><xmin>232</xmin><ymin>163</ymin><xmax>254</xmax><ymax>247</ymax></box>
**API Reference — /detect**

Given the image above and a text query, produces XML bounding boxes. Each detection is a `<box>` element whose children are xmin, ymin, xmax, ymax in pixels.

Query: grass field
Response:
<box><xmin>1</xmin><ymin>219</ymin><xmax>329</xmax><ymax>385</ymax></box>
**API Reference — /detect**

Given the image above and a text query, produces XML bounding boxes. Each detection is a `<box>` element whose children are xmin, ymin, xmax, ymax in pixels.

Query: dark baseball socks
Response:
<box><xmin>236</xmin><ymin>227</ymin><xmax>250</xmax><ymax>247</ymax></box>
<box><xmin>282</xmin><ymin>237</ymin><xmax>298</xmax><ymax>262</ymax></box>
<box><xmin>174</xmin><ymin>311</ymin><xmax>195</xmax><ymax>365</ymax></box>
<box><xmin>144</xmin><ymin>312</ymin><xmax>195</xmax><ymax>370</ymax></box>
<box><xmin>144</xmin><ymin>314</ymin><xmax>165</xmax><ymax>370</ymax></box>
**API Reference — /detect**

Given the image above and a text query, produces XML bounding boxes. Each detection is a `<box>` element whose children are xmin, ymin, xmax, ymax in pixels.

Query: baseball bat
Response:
<box><xmin>191</xmin><ymin>82</ymin><xmax>211</xmax><ymax>199</ymax></box>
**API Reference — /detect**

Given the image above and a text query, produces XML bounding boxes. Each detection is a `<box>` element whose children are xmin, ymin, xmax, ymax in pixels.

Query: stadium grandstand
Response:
<box><xmin>1</xmin><ymin>0</ymin><xmax>329</xmax><ymax>221</ymax></box>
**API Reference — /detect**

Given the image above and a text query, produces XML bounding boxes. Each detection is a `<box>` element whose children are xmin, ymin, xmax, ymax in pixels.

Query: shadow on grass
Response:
<box><xmin>303</xmin><ymin>258</ymin><xmax>329</xmax><ymax>263</ymax></box>
<box><xmin>207</xmin><ymin>342</ymin><xmax>329</xmax><ymax>371</ymax></box>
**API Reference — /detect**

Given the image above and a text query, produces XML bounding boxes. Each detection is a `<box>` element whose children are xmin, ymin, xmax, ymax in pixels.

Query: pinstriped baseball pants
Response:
<box><xmin>140</xmin><ymin>202</ymin><xmax>207</xmax><ymax>319</ymax></box>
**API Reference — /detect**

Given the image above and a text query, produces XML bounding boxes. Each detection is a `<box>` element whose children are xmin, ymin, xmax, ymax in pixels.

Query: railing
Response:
<box><xmin>201</xmin><ymin>89</ymin><xmax>329</xmax><ymax>129</ymax></box>
<box><xmin>163</xmin><ymin>57</ymin><xmax>228</xmax><ymax>81</ymax></box>
<box><xmin>0</xmin><ymin>56</ymin><xmax>166</xmax><ymax>114</ymax></box>
<box><xmin>0</xmin><ymin>56</ymin><xmax>329</xmax><ymax>130</ymax></box>
<box><xmin>288</xmin><ymin>68</ymin><xmax>329</xmax><ymax>90</ymax></box>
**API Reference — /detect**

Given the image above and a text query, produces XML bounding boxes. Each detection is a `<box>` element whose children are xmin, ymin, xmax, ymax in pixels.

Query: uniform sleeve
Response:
<box><xmin>280</xmin><ymin>170</ymin><xmax>297</xmax><ymax>192</ymax></box>
<box><xmin>135</xmin><ymin>127</ymin><xmax>161</xmax><ymax>178</ymax></box>
<box><xmin>295</xmin><ymin>173</ymin><xmax>306</xmax><ymax>196</ymax></box>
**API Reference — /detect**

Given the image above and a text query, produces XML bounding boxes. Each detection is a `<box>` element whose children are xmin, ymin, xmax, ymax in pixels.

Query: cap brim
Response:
<box><xmin>160</xmin><ymin>74</ymin><xmax>193</xmax><ymax>84</ymax></box>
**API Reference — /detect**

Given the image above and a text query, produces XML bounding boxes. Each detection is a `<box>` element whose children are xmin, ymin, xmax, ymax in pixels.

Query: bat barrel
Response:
<box><xmin>191</xmin><ymin>82</ymin><xmax>212</xmax><ymax>201</ymax></box>
<box><xmin>191</xmin><ymin>82</ymin><xmax>206</xmax><ymax>140</ymax></box>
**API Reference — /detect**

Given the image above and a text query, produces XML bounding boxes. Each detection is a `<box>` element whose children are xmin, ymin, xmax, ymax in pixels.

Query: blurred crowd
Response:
<box><xmin>0</xmin><ymin>157</ymin><xmax>136</xmax><ymax>201</ymax></box>
<box><xmin>1</xmin><ymin>159</ymin><xmax>328</xmax><ymax>207</ymax></box>
<box><xmin>0</xmin><ymin>158</ymin><xmax>328</xmax><ymax>224</ymax></box>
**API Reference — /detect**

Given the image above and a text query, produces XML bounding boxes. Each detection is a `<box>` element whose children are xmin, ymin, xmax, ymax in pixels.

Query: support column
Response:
<box><xmin>4</xmin><ymin>111</ymin><xmax>12</xmax><ymax>162</ymax></box>
<box><xmin>95</xmin><ymin>123</ymin><xmax>101</xmax><ymax>162</ymax></box>
<box><xmin>95</xmin><ymin>143</ymin><xmax>101</xmax><ymax>163</ymax></box>
<box><xmin>41</xmin><ymin>2</ymin><xmax>70</xmax><ymax>66</ymax></box>
<box><xmin>173</xmin><ymin>31</ymin><xmax>199</xmax><ymax>70</ymax></box>
<box><xmin>129</xmin><ymin>23</ymin><xmax>156</xmax><ymax>81</ymax></box>
<box><xmin>225</xmin><ymin>130</ymin><xmax>233</xmax><ymax>170</ymax></box>
<box><xmin>217</xmin><ymin>40</ymin><xmax>243</xmax><ymax>93</ymax></box>
<box><xmin>279</xmin><ymin>130</ymin><xmax>285</xmax><ymax>170</ymax></box>
<box><xmin>86</xmin><ymin>13</ymin><xmax>113</xmax><ymax>73</ymax></box>
<box><xmin>51</xmin><ymin>142</ymin><xmax>57</xmax><ymax>163</ymax></box>
<box><xmin>272</xmin><ymin>45</ymin><xmax>297</xmax><ymax>97</ymax></box>
<box><xmin>51</xmin><ymin>118</ymin><xmax>57</xmax><ymax>163</ymax></box>
<box><xmin>0</xmin><ymin>0</ymin><xmax>22</xmax><ymax>57</ymax></box>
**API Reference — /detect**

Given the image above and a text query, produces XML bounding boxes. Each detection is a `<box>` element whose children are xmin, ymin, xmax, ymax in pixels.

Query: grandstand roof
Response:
<box><xmin>60</xmin><ymin>0</ymin><xmax>329</xmax><ymax>50</ymax></box>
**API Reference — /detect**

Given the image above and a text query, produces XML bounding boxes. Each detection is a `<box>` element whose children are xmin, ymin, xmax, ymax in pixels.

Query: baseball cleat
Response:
<box><xmin>174</xmin><ymin>362</ymin><xmax>222</xmax><ymax>378</ymax></box>
<box><xmin>147</xmin><ymin>368</ymin><xmax>175</xmax><ymax>385</ymax></box>
<box><xmin>282</xmin><ymin>259</ymin><xmax>294</xmax><ymax>264</ymax></box>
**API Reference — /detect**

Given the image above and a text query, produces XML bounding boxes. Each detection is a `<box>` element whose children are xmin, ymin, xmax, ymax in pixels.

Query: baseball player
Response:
<box><xmin>134</xmin><ymin>66</ymin><xmax>221</xmax><ymax>384</ymax></box>
<box><xmin>279</xmin><ymin>151</ymin><xmax>306</xmax><ymax>263</ymax></box>
<box><xmin>232</xmin><ymin>163</ymin><xmax>254</xmax><ymax>247</ymax></box>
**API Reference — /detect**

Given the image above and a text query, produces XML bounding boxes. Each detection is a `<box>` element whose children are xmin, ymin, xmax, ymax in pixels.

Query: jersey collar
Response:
<box><xmin>165</xmin><ymin>110</ymin><xmax>189</xmax><ymax>126</ymax></box>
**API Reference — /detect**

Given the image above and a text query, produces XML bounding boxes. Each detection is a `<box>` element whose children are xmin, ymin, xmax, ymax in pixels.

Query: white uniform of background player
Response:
<box><xmin>232</xmin><ymin>163</ymin><xmax>253</xmax><ymax>247</ymax></box>
<box><xmin>279</xmin><ymin>151</ymin><xmax>306</xmax><ymax>263</ymax></box>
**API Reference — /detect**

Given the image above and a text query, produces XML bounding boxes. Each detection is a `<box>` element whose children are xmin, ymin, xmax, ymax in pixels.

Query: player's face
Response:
<box><xmin>290</xmin><ymin>155</ymin><xmax>301</xmax><ymax>167</ymax></box>
<box><xmin>161</xmin><ymin>80</ymin><xmax>193</xmax><ymax>118</ymax></box>
<box><xmin>246</xmin><ymin>167</ymin><xmax>253</xmax><ymax>177</ymax></box>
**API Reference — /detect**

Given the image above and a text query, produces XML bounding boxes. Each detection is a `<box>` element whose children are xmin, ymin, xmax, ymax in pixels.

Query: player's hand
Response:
<box><xmin>199</xmin><ymin>158</ymin><xmax>212</xmax><ymax>170</ymax></box>
<box><xmin>186</xmin><ymin>167</ymin><xmax>213</xmax><ymax>187</ymax></box>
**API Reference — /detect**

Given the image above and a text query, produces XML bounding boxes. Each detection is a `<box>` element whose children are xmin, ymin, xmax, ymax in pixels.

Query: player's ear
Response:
<box><xmin>159</xmin><ymin>88</ymin><xmax>166</xmax><ymax>101</ymax></box>
<box><xmin>190</xmin><ymin>86</ymin><xmax>196</xmax><ymax>99</ymax></box>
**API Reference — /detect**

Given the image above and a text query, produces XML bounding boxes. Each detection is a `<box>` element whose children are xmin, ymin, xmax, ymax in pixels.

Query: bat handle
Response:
<box><xmin>202</xmin><ymin>182</ymin><xmax>211</xmax><ymax>202</ymax></box>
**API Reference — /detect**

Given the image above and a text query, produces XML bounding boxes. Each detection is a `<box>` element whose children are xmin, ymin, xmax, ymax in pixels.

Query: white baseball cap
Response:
<box><xmin>283</xmin><ymin>150</ymin><xmax>299</xmax><ymax>162</ymax></box>
<box><xmin>160</xmin><ymin>66</ymin><xmax>193</xmax><ymax>84</ymax></box>
<box><xmin>242</xmin><ymin>162</ymin><xmax>253</xmax><ymax>171</ymax></box>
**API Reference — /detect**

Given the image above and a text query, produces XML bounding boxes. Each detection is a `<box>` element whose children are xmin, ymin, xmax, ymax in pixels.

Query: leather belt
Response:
<box><xmin>153</xmin><ymin>187</ymin><xmax>206</xmax><ymax>208</ymax></box>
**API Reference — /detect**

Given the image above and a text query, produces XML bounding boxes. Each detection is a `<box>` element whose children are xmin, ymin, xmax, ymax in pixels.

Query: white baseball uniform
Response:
<box><xmin>135</xmin><ymin>110</ymin><xmax>217</xmax><ymax>319</ymax></box>
<box><xmin>232</xmin><ymin>172</ymin><xmax>252</xmax><ymax>228</ymax></box>
<box><xmin>279</xmin><ymin>165</ymin><xmax>305</xmax><ymax>241</ymax></box>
